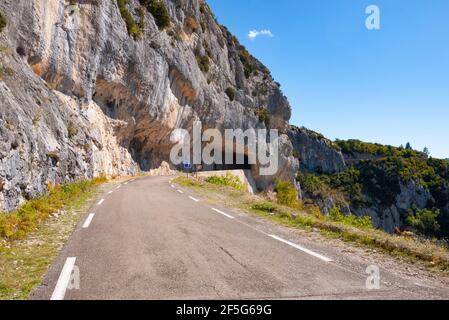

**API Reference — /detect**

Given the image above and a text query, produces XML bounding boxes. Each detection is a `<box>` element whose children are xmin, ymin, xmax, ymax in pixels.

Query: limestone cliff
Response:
<box><xmin>0</xmin><ymin>0</ymin><xmax>297</xmax><ymax>211</ymax></box>
<box><xmin>288</xmin><ymin>126</ymin><xmax>346</xmax><ymax>174</ymax></box>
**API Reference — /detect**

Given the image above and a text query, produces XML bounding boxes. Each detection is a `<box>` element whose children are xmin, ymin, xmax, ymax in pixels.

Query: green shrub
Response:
<box><xmin>0</xmin><ymin>12</ymin><xmax>6</xmax><ymax>33</ymax></box>
<box><xmin>225</xmin><ymin>87</ymin><xmax>235</xmax><ymax>101</ymax></box>
<box><xmin>117</xmin><ymin>0</ymin><xmax>142</xmax><ymax>39</ymax></box>
<box><xmin>32</xmin><ymin>108</ymin><xmax>43</xmax><ymax>126</ymax></box>
<box><xmin>205</xmin><ymin>173</ymin><xmax>244</xmax><ymax>191</ymax></box>
<box><xmin>251</xmin><ymin>202</ymin><xmax>277</xmax><ymax>213</ymax></box>
<box><xmin>275</xmin><ymin>179</ymin><xmax>301</xmax><ymax>208</ymax></box>
<box><xmin>257</xmin><ymin>108</ymin><xmax>270</xmax><ymax>127</ymax></box>
<box><xmin>329</xmin><ymin>207</ymin><xmax>373</xmax><ymax>229</ymax></box>
<box><xmin>406</xmin><ymin>208</ymin><xmax>441</xmax><ymax>236</ymax></box>
<box><xmin>238</xmin><ymin>48</ymin><xmax>253</xmax><ymax>78</ymax></box>
<box><xmin>196</xmin><ymin>55</ymin><xmax>210</xmax><ymax>73</ymax></box>
<box><xmin>67</xmin><ymin>121</ymin><xmax>78</xmax><ymax>138</ymax></box>
<box><xmin>140</xmin><ymin>0</ymin><xmax>170</xmax><ymax>30</ymax></box>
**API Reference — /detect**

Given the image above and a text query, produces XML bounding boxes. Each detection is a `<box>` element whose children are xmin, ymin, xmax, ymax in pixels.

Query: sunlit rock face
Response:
<box><xmin>0</xmin><ymin>0</ymin><xmax>297</xmax><ymax>210</ymax></box>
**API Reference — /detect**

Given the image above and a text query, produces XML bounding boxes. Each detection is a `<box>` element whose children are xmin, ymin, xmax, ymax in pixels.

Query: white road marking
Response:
<box><xmin>171</xmin><ymin>185</ymin><xmax>176</xmax><ymax>189</ymax></box>
<box><xmin>212</xmin><ymin>208</ymin><xmax>235</xmax><ymax>220</ymax></box>
<box><xmin>269</xmin><ymin>235</ymin><xmax>333</xmax><ymax>263</ymax></box>
<box><xmin>189</xmin><ymin>196</ymin><xmax>200</xmax><ymax>202</ymax></box>
<box><xmin>82</xmin><ymin>213</ymin><xmax>95</xmax><ymax>229</ymax></box>
<box><xmin>116</xmin><ymin>185</ymin><xmax>121</xmax><ymax>190</ymax></box>
<box><xmin>177</xmin><ymin>190</ymin><xmax>184</xmax><ymax>194</ymax></box>
<box><xmin>97</xmin><ymin>199</ymin><xmax>104</xmax><ymax>205</ymax></box>
<box><xmin>108</xmin><ymin>191</ymin><xmax>113</xmax><ymax>195</ymax></box>
<box><xmin>51</xmin><ymin>257</ymin><xmax>77</xmax><ymax>300</ymax></box>
<box><xmin>124</xmin><ymin>182</ymin><xmax>128</xmax><ymax>185</ymax></box>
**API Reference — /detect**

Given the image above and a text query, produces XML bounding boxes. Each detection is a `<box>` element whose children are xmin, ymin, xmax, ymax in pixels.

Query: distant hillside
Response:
<box><xmin>291</xmin><ymin>129</ymin><xmax>449</xmax><ymax>239</ymax></box>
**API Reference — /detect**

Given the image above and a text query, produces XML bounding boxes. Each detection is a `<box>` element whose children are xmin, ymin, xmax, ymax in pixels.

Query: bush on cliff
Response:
<box><xmin>275</xmin><ymin>179</ymin><xmax>301</xmax><ymax>208</ymax></box>
<box><xmin>117</xmin><ymin>0</ymin><xmax>143</xmax><ymax>39</ymax></box>
<box><xmin>139</xmin><ymin>0</ymin><xmax>170</xmax><ymax>30</ymax></box>
<box><xmin>0</xmin><ymin>12</ymin><xmax>6</xmax><ymax>33</ymax></box>
<box><xmin>225</xmin><ymin>87</ymin><xmax>235</xmax><ymax>101</ymax></box>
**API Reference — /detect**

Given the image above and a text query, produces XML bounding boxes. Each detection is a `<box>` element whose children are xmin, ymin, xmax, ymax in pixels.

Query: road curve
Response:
<box><xmin>31</xmin><ymin>176</ymin><xmax>449</xmax><ymax>300</ymax></box>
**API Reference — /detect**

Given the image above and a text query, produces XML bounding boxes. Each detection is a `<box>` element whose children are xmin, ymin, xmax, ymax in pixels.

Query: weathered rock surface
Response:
<box><xmin>0</xmin><ymin>0</ymin><xmax>297</xmax><ymax>210</ymax></box>
<box><xmin>288</xmin><ymin>126</ymin><xmax>346</xmax><ymax>174</ymax></box>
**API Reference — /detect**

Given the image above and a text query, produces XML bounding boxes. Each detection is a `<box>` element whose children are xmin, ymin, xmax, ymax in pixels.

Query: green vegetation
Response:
<box><xmin>205</xmin><ymin>173</ymin><xmax>244</xmax><ymax>191</ymax></box>
<box><xmin>0</xmin><ymin>177</ymin><xmax>109</xmax><ymax>299</ymax></box>
<box><xmin>274</xmin><ymin>179</ymin><xmax>301</xmax><ymax>208</ymax></box>
<box><xmin>300</xmin><ymin>138</ymin><xmax>449</xmax><ymax>239</ymax></box>
<box><xmin>32</xmin><ymin>108</ymin><xmax>43</xmax><ymax>126</ymax></box>
<box><xmin>117</xmin><ymin>0</ymin><xmax>143</xmax><ymax>39</ymax></box>
<box><xmin>225</xmin><ymin>87</ymin><xmax>235</xmax><ymax>101</ymax></box>
<box><xmin>329</xmin><ymin>207</ymin><xmax>373</xmax><ymax>229</ymax></box>
<box><xmin>257</xmin><ymin>108</ymin><xmax>270</xmax><ymax>127</ymax></box>
<box><xmin>196</xmin><ymin>54</ymin><xmax>210</xmax><ymax>73</ymax></box>
<box><xmin>0</xmin><ymin>65</ymin><xmax>15</xmax><ymax>81</ymax></box>
<box><xmin>238</xmin><ymin>47</ymin><xmax>254</xmax><ymax>78</ymax></box>
<box><xmin>139</xmin><ymin>0</ymin><xmax>170</xmax><ymax>30</ymax></box>
<box><xmin>0</xmin><ymin>11</ymin><xmax>6</xmax><ymax>33</ymax></box>
<box><xmin>0</xmin><ymin>177</ymin><xmax>107</xmax><ymax>240</ymax></box>
<box><xmin>174</xmin><ymin>176</ymin><xmax>449</xmax><ymax>273</ymax></box>
<box><xmin>407</xmin><ymin>207</ymin><xmax>441</xmax><ymax>236</ymax></box>
<box><xmin>67</xmin><ymin>121</ymin><xmax>78</xmax><ymax>138</ymax></box>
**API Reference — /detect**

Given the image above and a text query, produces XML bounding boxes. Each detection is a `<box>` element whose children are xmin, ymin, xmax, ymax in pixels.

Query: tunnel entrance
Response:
<box><xmin>199</xmin><ymin>152</ymin><xmax>252</xmax><ymax>172</ymax></box>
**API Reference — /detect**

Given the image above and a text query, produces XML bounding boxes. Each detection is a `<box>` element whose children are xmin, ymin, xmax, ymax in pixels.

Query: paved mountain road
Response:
<box><xmin>31</xmin><ymin>176</ymin><xmax>449</xmax><ymax>300</ymax></box>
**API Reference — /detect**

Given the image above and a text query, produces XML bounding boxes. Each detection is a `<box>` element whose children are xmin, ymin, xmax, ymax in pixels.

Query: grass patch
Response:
<box><xmin>174</xmin><ymin>175</ymin><xmax>449</xmax><ymax>274</ymax></box>
<box><xmin>205</xmin><ymin>173</ymin><xmax>245</xmax><ymax>191</ymax></box>
<box><xmin>0</xmin><ymin>177</ymin><xmax>107</xmax><ymax>240</ymax></box>
<box><xmin>0</xmin><ymin>177</ymin><xmax>108</xmax><ymax>299</ymax></box>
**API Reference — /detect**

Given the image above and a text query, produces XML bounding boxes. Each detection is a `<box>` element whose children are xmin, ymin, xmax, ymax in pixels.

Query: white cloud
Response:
<box><xmin>248</xmin><ymin>29</ymin><xmax>274</xmax><ymax>40</ymax></box>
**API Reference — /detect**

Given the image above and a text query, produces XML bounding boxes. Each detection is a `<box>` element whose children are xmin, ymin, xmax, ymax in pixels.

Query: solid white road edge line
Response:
<box><xmin>269</xmin><ymin>235</ymin><xmax>333</xmax><ymax>263</ymax></box>
<box><xmin>50</xmin><ymin>257</ymin><xmax>77</xmax><ymax>300</ymax></box>
<box><xmin>82</xmin><ymin>213</ymin><xmax>95</xmax><ymax>229</ymax></box>
<box><xmin>212</xmin><ymin>208</ymin><xmax>235</xmax><ymax>219</ymax></box>
<box><xmin>177</xmin><ymin>190</ymin><xmax>184</xmax><ymax>194</ymax></box>
<box><xmin>189</xmin><ymin>196</ymin><xmax>200</xmax><ymax>202</ymax></box>
<box><xmin>97</xmin><ymin>199</ymin><xmax>104</xmax><ymax>205</ymax></box>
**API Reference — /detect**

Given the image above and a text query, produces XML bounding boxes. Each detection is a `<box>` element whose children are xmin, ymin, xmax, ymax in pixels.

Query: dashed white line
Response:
<box><xmin>124</xmin><ymin>182</ymin><xmax>128</xmax><ymax>185</ymax></box>
<box><xmin>189</xmin><ymin>196</ymin><xmax>200</xmax><ymax>202</ymax></box>
<box><xmin>171</xmin><ymin>185</ymin><xmax>176</xmax><ymax>189</ymax></box>
<box><xmin>177</xmin><ymin>190</ymin><xmax>184</xmax><ymax>194</ymax></box>
<box><xmin>51</xmin><ymin>257</ymin><xmax>77</xmax><ymax>300</ymax></box>
<box><xmin>97</xmin><ymin>199</ymin><xmax>104</xmax><ymax>206</ymax></box>
<box><xmin>116</xmin><ymin>185</ymin><xmax>121</xmax><ymax>190</ymax></box>
<box><xmin>212</xmin><ymin>208</ymin><xmax>235</xmax><ymax>219</ymax></box>
<box><xmin>108</xmin><ymin>191</ymin><xmax>113</xmax><ymax>195</ymax></box>
<box><xmin>82</xmin><ymin>213</ymin><xmax>95</xmax><ymax>229</ymax></box>
<box><xmin>269</xmin><ymin>235</ymin><xmax>333</xmax><ymax>263</ymax></box>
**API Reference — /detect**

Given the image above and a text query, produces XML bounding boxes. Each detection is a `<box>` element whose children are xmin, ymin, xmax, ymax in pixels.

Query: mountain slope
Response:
<box><xmin>0</xmin><ymin>0</ymin><xmax>297</xmax><ymax>211</ymax></box>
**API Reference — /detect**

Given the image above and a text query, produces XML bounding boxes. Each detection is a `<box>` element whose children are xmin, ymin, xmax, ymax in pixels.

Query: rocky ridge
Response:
<box><xmin>0</xmin><ymin>0</ymin><xmax>297</xmax><ymax>211</ymax></box>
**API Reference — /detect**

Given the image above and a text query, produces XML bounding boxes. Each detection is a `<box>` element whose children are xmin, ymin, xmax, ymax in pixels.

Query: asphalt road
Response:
<box><xmin>31</xmin><ymin>176</ymin><xmax>449</xmax><ymax>300</ymax></box>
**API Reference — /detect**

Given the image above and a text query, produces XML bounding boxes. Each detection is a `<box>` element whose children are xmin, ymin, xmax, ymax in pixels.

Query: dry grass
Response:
<box><xmin>174</xmin><ymin>176</ymin><xmax>449</xmax><ymax>274</ymax></box>
<box><xmin>0</xmin><ymin>177</ymin><xmax>109</xmax><ymax>299</ymax></box>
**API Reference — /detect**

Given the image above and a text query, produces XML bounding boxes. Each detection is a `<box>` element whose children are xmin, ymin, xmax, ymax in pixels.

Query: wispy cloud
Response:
<box><xmin>248</xmin><ymin>29</ymin><xmax>274</xmax><ymax>40</ymax></box>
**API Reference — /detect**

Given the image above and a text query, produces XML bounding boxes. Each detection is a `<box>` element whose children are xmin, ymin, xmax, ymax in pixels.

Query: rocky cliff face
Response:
<box><xmin>288</xmin><ymin>126</ymin><xmax>346</xmax><ymax>174</ymax></box>
<box><xmin>0</xmin><ymin>0</ymin><xmax>297</xmax><ymax>211</ymax></box>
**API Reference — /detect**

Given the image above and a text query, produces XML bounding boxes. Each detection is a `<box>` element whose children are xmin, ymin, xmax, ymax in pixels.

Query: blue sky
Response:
<box><xmin>207</xmin><ymin>0</ymin><xmax>449</xmax><ymax>159</ymax></box>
